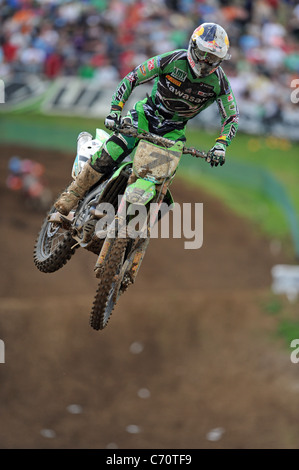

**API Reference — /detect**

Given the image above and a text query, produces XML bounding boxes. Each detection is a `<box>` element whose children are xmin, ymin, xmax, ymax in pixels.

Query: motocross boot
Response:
<box><xmin>54</xmin><ymin>161</ymin><xmax>103</xmax><ymax>216</ymax></box>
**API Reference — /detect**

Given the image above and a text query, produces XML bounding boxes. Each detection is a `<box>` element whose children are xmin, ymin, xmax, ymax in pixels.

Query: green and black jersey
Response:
<box><xmin>111</xmin><ymin>49</ymin><xmax>239</xmax><ymax>146</ymax></box>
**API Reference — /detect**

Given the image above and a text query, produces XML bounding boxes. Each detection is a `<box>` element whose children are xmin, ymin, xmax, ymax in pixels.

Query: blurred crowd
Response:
<box><xmin>1</xmin><ymin>0</ymin><xmax>299</xmax><ymax>122</ymax></box>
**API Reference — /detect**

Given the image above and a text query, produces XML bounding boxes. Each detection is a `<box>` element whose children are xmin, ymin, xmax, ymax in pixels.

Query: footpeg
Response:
<box><xmin>48</xmin><ymin>211</ymin><xmax>74</xmax><ymax>228</ymax></box>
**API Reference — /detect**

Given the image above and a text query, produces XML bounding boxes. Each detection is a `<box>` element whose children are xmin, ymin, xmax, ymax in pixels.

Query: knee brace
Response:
<box><xmin>90</xmin><ymin>148</ymin><xmax>116</xmax><ymax>174</ymax></box>
<box><xmin>90</xmin><ymin>133</ymin><xmax>133</xmax><ymax>174</ymax></box>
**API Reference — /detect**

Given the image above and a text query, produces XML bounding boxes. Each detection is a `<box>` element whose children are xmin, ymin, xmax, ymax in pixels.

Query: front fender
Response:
<box><xmin>124</xmin><ymin>179</ymin><xmax>156</xmax><ymax>205</ymax></box>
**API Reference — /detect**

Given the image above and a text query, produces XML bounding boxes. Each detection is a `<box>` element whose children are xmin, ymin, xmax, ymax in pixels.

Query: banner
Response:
<box><xmin>0</xmin><ymin>73</ymin><xmax>47</xmax><ymax>111</ymax></box>
<box><xmin>1</xmin><ymin>74</ymin><xmax>299</xmax><ymax>141</ymax></box>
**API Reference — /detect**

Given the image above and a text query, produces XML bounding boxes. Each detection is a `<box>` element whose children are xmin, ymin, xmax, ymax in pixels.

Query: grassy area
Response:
<box><xmin>0</xmin><ymin>112</ymin><xmax>105</xmax><ymax>152</ymax></box>
<box><xmin>185</xmin><ymin>127</ymin><xmax>299</xmax><ymax>213</ymax></box>
<box><xmin>182</xmin><ymin>127</ymin><xmax>299</xmax><ymax>257</ymax></box>
<box><xmin>1</xmin><ymin>111</ymin><xmax>299</xmax><ymax>257</ymax></box>
<box><xmin>262</xmin><ymin>294</ymin><xmax>299</xmax><ymax>351</ymax></box>
<box><xmin>180</xmin><ymin>166</ymin><xmax>291</xmax><ymax>237</ymax></box>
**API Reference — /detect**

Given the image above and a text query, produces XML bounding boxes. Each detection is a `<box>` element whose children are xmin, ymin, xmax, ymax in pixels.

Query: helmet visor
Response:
<box><xmin>190</xmin><ymin>41</ymin><xmax>222</xmax><ymax>68</ymax></box>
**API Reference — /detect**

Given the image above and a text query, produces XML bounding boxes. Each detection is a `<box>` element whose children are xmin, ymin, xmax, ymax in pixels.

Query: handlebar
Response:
<box><xmin>110</xmin><ymin>123</ymin><xmax>208</xmax><ymax>160</ymax></box>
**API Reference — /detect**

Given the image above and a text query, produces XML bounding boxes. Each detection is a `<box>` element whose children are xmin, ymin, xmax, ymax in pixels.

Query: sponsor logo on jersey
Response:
<box><xmin>126</xmin><ymin>72</ymin><xmax>136</xmax><ymax>83</ymax></box>
<box><xmin>217</xmin><ymin>98</ymin><xmax>227</xmax><ymax>119</ymax></box>
<box><xmin>171</xmin><ymin>67</ymin><xmax>187</xmax><ymax>82</ymax></box>
<box><xmin>197</xmin><ymin>90</ymin><xmax>214</xmax><ymax>97</ymax></box>
<box><xmin>227</xmin><ymin>125</ymin><xmax>237</xmax><ymax>141</ymax></box>
<box><xmin>116</xmin><ymin>83</ymin><xmax>127</xmax><ymax>101</ymax></box>
<box><xmin>198</xmin><ymin>82</ymin><xmax>214</xmax><ymax>92</ymax></box>
<box><xmin>165</xmin><ymin>82</ymin><xmax>206</xmax><ymax>104</ymax></box>
<box><xmin>166</xmin><ymin>75</ymin><xmax>181</xmax><ymax>87</ymax></box>
<box><xmin>139</xmin><ymin>64</ymin><xmax>147</xmax><ymax>76</ymax></box>
<box><xmin>227</xmin><ymin>93</ymin><xmax>233</xmax><ymax>102</ymax></box>
<box><xmin>196</xmin><ymin>83</ymin><xmax>214</xmax><ymax>97</ymax></box>
<box><xmin>148</xmin><ymin>59</ymin><xmax>155</xmax><ymax>71</ymax></box>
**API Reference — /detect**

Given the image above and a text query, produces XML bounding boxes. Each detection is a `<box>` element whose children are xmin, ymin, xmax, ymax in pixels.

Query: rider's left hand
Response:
<box><xmin>207</xmin><ymin>142</ymin><xmax>226</xmax><ymax>167</ymax></box>
<box><xmin>105</xmin><ymin>105</ymin><xmax>122</xmax><ymax>129</ymax></box>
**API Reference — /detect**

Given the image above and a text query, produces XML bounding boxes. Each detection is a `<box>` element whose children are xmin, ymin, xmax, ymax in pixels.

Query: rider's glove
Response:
<box><xmin>207</xmin><ymin>142</ymin><xmax>226</xmax><ymax>167</ymax></box>
<box><xmin>105</xmin><ymin>105</ymin><xmax>122</xmax><ymax>129</ymax></box>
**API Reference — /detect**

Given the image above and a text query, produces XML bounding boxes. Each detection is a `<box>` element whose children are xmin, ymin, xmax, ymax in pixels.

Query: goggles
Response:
<box><xmin>190</xmin><ymin>41</ymin><xmax>222</xmax><ymax>68</ymax></box>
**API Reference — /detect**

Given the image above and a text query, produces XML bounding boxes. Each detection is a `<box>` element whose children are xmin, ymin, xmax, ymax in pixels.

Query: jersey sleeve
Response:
<box><xmin>215</xmin><ymin>69</ymin><xmax>239</xmax><ymax>147</ymax></box>
<box><xmin>110</xmin><ymin>56</ymin><xmax>161</xmax><ymax>111</ymax></box>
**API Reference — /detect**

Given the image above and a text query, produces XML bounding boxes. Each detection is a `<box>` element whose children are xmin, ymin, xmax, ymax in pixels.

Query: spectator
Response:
<box><xmin>0</xmin><ymin>0</ymin><xmax>298</xmax><ymax>138</ymax></box>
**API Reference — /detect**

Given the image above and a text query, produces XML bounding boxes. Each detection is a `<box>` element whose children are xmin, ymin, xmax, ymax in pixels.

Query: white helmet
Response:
<box><xmin>187</xmin><ymin>23</ymin><xmax>230</xmax><ymax>77</ymax></box>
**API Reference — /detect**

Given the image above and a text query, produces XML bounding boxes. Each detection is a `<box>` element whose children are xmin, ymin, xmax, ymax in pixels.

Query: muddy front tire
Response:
<box><xmin>90</xmin><ymin>237</ymin><xmax>129</xmax><ymax>331</ymax></box>
<box><xmin>33</xmin><ymin>205</ymin><xmax>78</xmax><ymax>273</ymax></box>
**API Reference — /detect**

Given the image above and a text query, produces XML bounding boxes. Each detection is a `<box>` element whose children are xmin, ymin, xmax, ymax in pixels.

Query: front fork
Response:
<box><xmin>93</xmin><ymin>194</ymin><xmax>127</xmax><ymax>278</ymax></box>
<box><xmin>94</xmin><ymin>180</ymin><xmax>168</xmax><ymax>279</ymax></box>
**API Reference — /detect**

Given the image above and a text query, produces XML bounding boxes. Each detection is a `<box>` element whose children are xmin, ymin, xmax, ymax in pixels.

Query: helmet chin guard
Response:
<box><xmin>187</xmin><ymin>23</ymin><xmax>230</xmax><ymax>77</ymax></box>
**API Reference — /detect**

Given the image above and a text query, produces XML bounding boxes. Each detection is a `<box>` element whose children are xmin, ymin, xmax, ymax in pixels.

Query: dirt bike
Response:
<box><xmin>33</xmin><ymin>123</ymin><xmax>206</xmax><ymax>331</ymax></box>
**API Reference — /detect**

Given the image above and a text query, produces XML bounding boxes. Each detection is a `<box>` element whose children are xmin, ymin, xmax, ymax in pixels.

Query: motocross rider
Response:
<box><xmin>55</xmin><ymin>23</ymin><xmax>239</xmax><ymax>216</ymax></box>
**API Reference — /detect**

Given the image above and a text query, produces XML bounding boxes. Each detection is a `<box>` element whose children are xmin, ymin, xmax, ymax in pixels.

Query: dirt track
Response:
<box><xmin>1</xmin><ymin>144</ymin><xmax>299</xmax><ymax>449</ymax></box>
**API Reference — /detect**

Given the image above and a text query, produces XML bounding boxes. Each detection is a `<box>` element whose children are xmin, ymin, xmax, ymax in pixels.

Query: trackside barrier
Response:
<box><xmin>1</xmin><ymin>75</ymin><xmax>299</xmax><ymax>140</ymax></box>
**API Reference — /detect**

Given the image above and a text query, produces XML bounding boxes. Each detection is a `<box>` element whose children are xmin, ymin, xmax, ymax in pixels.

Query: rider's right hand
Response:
<box><xmin>105</xmin><ymin>106</ymin><xmax>122</xmax><ymax>129</ymax></box>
